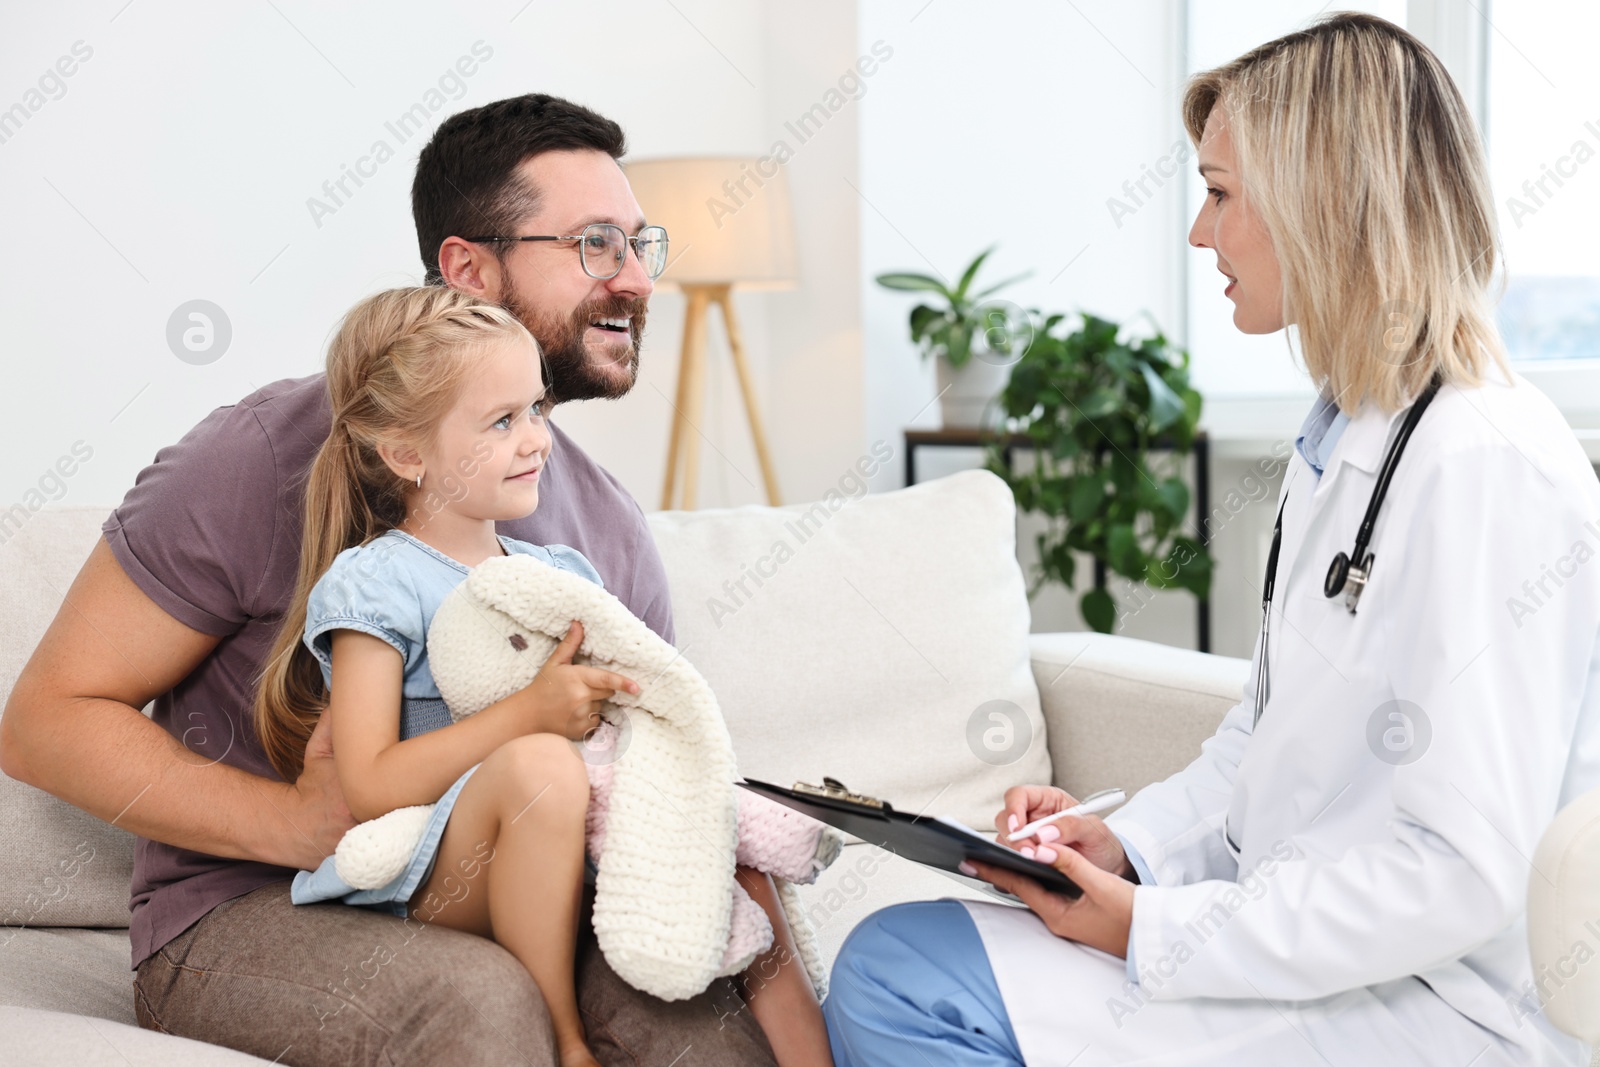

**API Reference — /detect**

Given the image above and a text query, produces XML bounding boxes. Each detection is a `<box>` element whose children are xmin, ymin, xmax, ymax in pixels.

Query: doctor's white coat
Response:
<box><xmin>963</xmin><ymin>366</ymin><xmax>1600</xmax><ymax>1066</ymax></box>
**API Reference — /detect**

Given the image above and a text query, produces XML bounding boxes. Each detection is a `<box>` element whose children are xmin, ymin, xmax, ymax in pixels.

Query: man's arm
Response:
<box><xmin>0</xmin><ymin>537</ymin><xmax>350</xmax><ymax>871</ymax></box>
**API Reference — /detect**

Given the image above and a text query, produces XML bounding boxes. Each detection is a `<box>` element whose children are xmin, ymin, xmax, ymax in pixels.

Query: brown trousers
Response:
<box><xmin>133</xmin><ymin>879</ymin><xmax>776</xmax><ymax>1066</ymax></box>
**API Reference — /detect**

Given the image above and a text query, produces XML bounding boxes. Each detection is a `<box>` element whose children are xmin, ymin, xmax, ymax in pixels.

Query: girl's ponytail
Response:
<box><xmin>252</xmin><ymin>287</ymin><xmax>536</xmax><ymax>783</ymax></box>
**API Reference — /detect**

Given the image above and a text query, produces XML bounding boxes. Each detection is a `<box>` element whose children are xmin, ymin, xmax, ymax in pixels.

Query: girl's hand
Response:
<box><xmin>520</xmin><ymin>621</ymin><xmax>640</xmax><ymax>740</ymax></box>
<box><xmin>994</xmin><ymin>785</ymin><xmax>1133</xmax><ymax>878</ymax></box>
<box><xmin>964</xmin><ymin>844</ymin><xmax>1135</xmax><ymax>958</ymax></box>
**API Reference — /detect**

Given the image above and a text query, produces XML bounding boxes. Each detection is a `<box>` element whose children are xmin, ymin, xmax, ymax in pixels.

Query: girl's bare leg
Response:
<box><xmin>736</xmin><ymin>866</ymin><xmax>834</xmax><ymax>1067</ymax></box>
<box><xmin>406</xmin><ymin>733</ymin><xmax>599</xmax><ymax>1067</ymax></box>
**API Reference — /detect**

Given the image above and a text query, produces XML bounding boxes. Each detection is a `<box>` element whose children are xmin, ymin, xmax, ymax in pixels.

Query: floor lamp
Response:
<box><xmin>623</xmin><ymin>157</ymin><xmax>796</xmax><ymax>510</ymax></box>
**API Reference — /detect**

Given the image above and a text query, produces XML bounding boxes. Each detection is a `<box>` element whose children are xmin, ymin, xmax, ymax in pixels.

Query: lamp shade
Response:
<box><xmin>622</xmin><ymin>156</ymin><xmax>798</xmax><ymax>289</ymax></box>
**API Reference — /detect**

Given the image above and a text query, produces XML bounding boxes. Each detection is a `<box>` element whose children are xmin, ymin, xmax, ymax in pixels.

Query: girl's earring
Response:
<box><xmin>415</xmin><ymin>472</ymin><xmax>422</xmax><ymax>489</ymax></box>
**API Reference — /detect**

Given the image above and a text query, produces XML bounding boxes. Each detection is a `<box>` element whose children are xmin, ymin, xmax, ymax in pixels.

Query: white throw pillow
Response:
<box><xmin>647</xmin><ymin>469</ymin><xmax>1050</xmax><ymax>827</ymax></box>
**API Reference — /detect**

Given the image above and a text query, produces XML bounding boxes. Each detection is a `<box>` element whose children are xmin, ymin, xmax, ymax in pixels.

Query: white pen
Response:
<box><xmin>1005</xmin><ymin>789</ymin><xmax>1126</xmax><ymax>842</ymax></box>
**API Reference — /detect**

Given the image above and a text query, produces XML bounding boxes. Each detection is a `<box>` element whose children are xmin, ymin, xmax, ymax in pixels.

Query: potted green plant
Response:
<box><xmin>876</xmin><ymin>247</ymin><xmax>1031</xmax><ymax>428</ymax></box>
<box><xmin>986</xmin><ymin>311</ymin><xmax>1211</xmax><ymax>633</ymax></box>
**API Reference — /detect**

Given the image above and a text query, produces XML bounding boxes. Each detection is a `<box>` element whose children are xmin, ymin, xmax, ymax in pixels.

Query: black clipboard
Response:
<box><xmin>739</xmin><ymin>777</ymin><xmax>1082</xmax><ymax>900</ymax></box>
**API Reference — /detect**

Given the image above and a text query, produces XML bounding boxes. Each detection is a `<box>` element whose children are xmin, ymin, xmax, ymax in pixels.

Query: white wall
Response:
<box><xmin>0</xmin><ymin>1</ymin><xmax>865</xmax><ymax>522</ymax></box>
<box><xmin>859</xmin><ymin>1</ymin><xmax>1189</xmax><ymax>468</ymax></box>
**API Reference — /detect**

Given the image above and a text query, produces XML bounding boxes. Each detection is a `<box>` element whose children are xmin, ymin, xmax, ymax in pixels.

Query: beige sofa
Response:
<box><xmin>1</xmin><ymin>471</ymin><xmax>1595</xmax><ymax>1064</ymax></box>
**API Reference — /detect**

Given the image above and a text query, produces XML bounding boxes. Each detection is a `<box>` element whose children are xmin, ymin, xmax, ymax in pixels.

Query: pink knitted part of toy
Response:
<box><xmin>582</xmin><ymin>719</ymin><xmax>828</xmax><ymax>971</ymax></box>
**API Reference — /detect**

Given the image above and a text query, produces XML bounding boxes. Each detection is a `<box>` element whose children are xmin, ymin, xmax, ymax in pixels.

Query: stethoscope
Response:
<box><xmin>1252</xmin><ymin>370</ymin><xmax>1444</xmax><ymax>728</ymax></box>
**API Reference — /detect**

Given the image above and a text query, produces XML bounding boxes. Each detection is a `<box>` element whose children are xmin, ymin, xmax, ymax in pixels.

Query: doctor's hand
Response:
<box><xmin>993</xmin><ymin>785</ymin><xmax>1134</xmax><ymax>879</ymax></box>
<box><xmin>963</xmin><ymin>846</ymin><xmax>1135</xmax><ymax>960</ymax></box>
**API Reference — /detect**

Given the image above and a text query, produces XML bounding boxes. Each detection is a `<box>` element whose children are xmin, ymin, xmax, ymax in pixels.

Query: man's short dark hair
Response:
<box><xmin>412</xmin><ymin>94</ymin><xmax>627</xmax><ymax>285</ymax></box>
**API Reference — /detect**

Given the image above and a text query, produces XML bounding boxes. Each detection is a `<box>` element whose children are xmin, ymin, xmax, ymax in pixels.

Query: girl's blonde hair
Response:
<box><xmin>1183</xmin><ymin>12</ymin><xmax>1509</xmax><ymax>414</ymax></box>
<box><xmin>254</xmin><ymin>286</ymin><xmax>537</xmax><ymax>783</ymax></box>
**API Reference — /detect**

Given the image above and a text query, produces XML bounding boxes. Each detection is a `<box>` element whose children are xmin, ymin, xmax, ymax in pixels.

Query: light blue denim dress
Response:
<box><xmin>289</xmin><ymin>528</ymin><xmax>602</xmax><ymax>916</ymax></box>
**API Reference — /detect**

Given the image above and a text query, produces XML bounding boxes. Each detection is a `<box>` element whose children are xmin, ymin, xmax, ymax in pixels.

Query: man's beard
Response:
<box><xmin>502</xmin><ymin>289</ymin><xmax>648</xmax><ymax>403</ymax></box>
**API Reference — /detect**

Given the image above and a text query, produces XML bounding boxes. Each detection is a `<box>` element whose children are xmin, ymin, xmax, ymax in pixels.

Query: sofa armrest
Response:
<box><xmin>1029</xmin><ymin>632</ymin><xmax>1249</xmax><ymax>800</ymax></box>
<box><xmin>1528</xmin><ymin>785</ymin><xmax>1600</xmax><ymax>1042</ymax></box>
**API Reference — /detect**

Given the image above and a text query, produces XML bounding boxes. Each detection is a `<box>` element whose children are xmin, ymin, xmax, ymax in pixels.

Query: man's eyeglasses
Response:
<box><xmin>464</xmin><ymin>222</ymin><xmax>669</xmax><ymax>281</ymax></box>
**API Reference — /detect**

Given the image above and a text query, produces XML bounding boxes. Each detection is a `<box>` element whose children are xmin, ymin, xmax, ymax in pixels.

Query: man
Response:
<box><xmin>0</xmin><ymin>94</ymin><xmax>776</xmax><ymax>1066</ymax></box>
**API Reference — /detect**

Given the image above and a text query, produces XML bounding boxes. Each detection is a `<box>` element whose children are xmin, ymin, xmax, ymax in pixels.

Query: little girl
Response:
<box><xmin>251</xmin><ymin>286</ymin><xmax>832</xmax><ymax>1067</ymax></box>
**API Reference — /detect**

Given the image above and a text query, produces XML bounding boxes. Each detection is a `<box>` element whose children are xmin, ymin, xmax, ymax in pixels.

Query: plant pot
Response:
<box><xmin>936</xmin><ymin>356</ymin><xmax>1011</xmax><ymax>429</ymax></box>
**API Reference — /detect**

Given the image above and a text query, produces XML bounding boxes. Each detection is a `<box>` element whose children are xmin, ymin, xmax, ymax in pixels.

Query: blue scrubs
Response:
<box><xmin>824</xmin><ymin>900</ymin><xmax>1024</xmax><ymax>1066</ymax></box>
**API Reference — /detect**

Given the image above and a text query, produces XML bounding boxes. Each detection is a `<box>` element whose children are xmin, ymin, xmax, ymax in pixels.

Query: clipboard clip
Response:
<box><xmin>792</xmin><ymin>777</ymin><xmax>892</xmax><ymax>811</ymax></box>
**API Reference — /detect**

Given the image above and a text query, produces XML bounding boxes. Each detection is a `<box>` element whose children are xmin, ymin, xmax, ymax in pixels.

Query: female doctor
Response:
<box><xmin>824</xmin><ymin>13</ymin><xmax>1600</xmax><ymax>1067</ymax></box>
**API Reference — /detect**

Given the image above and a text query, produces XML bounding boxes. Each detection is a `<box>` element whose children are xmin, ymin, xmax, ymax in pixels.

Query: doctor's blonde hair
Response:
<box><xmin>1183</xmin><ymin>12</ymin><xmax>1509</xmax><ymax>415</ymax></box>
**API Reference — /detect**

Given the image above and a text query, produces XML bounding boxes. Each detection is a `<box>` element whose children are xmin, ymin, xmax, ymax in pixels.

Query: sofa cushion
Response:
<box><xmin>0</xmin><ymin>926</ymin><xmax>138</xmax><ymax>1024</ymax></box>
<box><xmin>0</xmin><ymin>1005</ymin><xmax>281</xmax><ymax>1065</ymax></box>
<box><xmin>647</xmin><ymin>469</ymin><xmax>1050</xmax><ymax>826</ymax></box>
<box><xmin>1528</xmin><ymin>785</ymin><xmax>1600</xmax><ymax>1042</ymax></box>
<box><xmin>1029</xmin><ymin>632</ymin><xmax>1247</xmax><ymax>800</ymax></box>
<box><xmin>0</xmin><ymin>507</ymin><xmax>138</xmax><ymax>929</ymax></box>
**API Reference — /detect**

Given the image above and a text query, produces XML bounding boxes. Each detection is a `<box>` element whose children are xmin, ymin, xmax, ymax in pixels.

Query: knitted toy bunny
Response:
<box><xmin>580</xmin><ymin>718</ymin><xmax>839</xmax><ymax>978</ymax></box>
<box><xmin>326</xmin><ymin>553</ymin><xmax>842</xmax><ymax>1002</ymax></box>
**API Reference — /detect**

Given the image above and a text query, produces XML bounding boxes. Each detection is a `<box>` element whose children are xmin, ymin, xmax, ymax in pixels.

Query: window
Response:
<box><xmin>1485</xmin><ymin>1</ymin><xmax>1600</xmax><ymax>362</ymax></box>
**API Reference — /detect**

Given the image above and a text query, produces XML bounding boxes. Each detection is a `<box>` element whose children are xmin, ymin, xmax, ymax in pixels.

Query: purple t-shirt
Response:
<box><xmin>103</xmin><ymin>373</ymin><xmax>674</xmax><ymax>971</ymax></box>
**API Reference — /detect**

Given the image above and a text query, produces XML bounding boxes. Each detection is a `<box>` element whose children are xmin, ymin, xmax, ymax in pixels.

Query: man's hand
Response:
<box><xmin>2</xmin><ymin>537</ymin><xmax>338</xmax><ymax>871</ymax></box>
<box><xmin>288</xmin><ymin>705</ymin><xmax>357</xmax><ymax>869</ymax></box>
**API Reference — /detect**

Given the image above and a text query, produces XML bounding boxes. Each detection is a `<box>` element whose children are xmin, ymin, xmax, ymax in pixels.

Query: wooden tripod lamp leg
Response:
<box><xmin>660</xmin><ymin>287</ymin><xmax>695</xmax><ymax>509</ymax></box>
<box><xmin>713</xmin><ymin>288</ymin><xmax>783</xmax><ymax>506</ymax></box>
<box><xmin>661</xmin><ymin>286</ymin><xmax>710</xmax><ymax>510</ymax></box>
<box><xmin>679</xmin><ymin>288</ymin><xmax>711</xmax><ymax>510</ymax></box>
